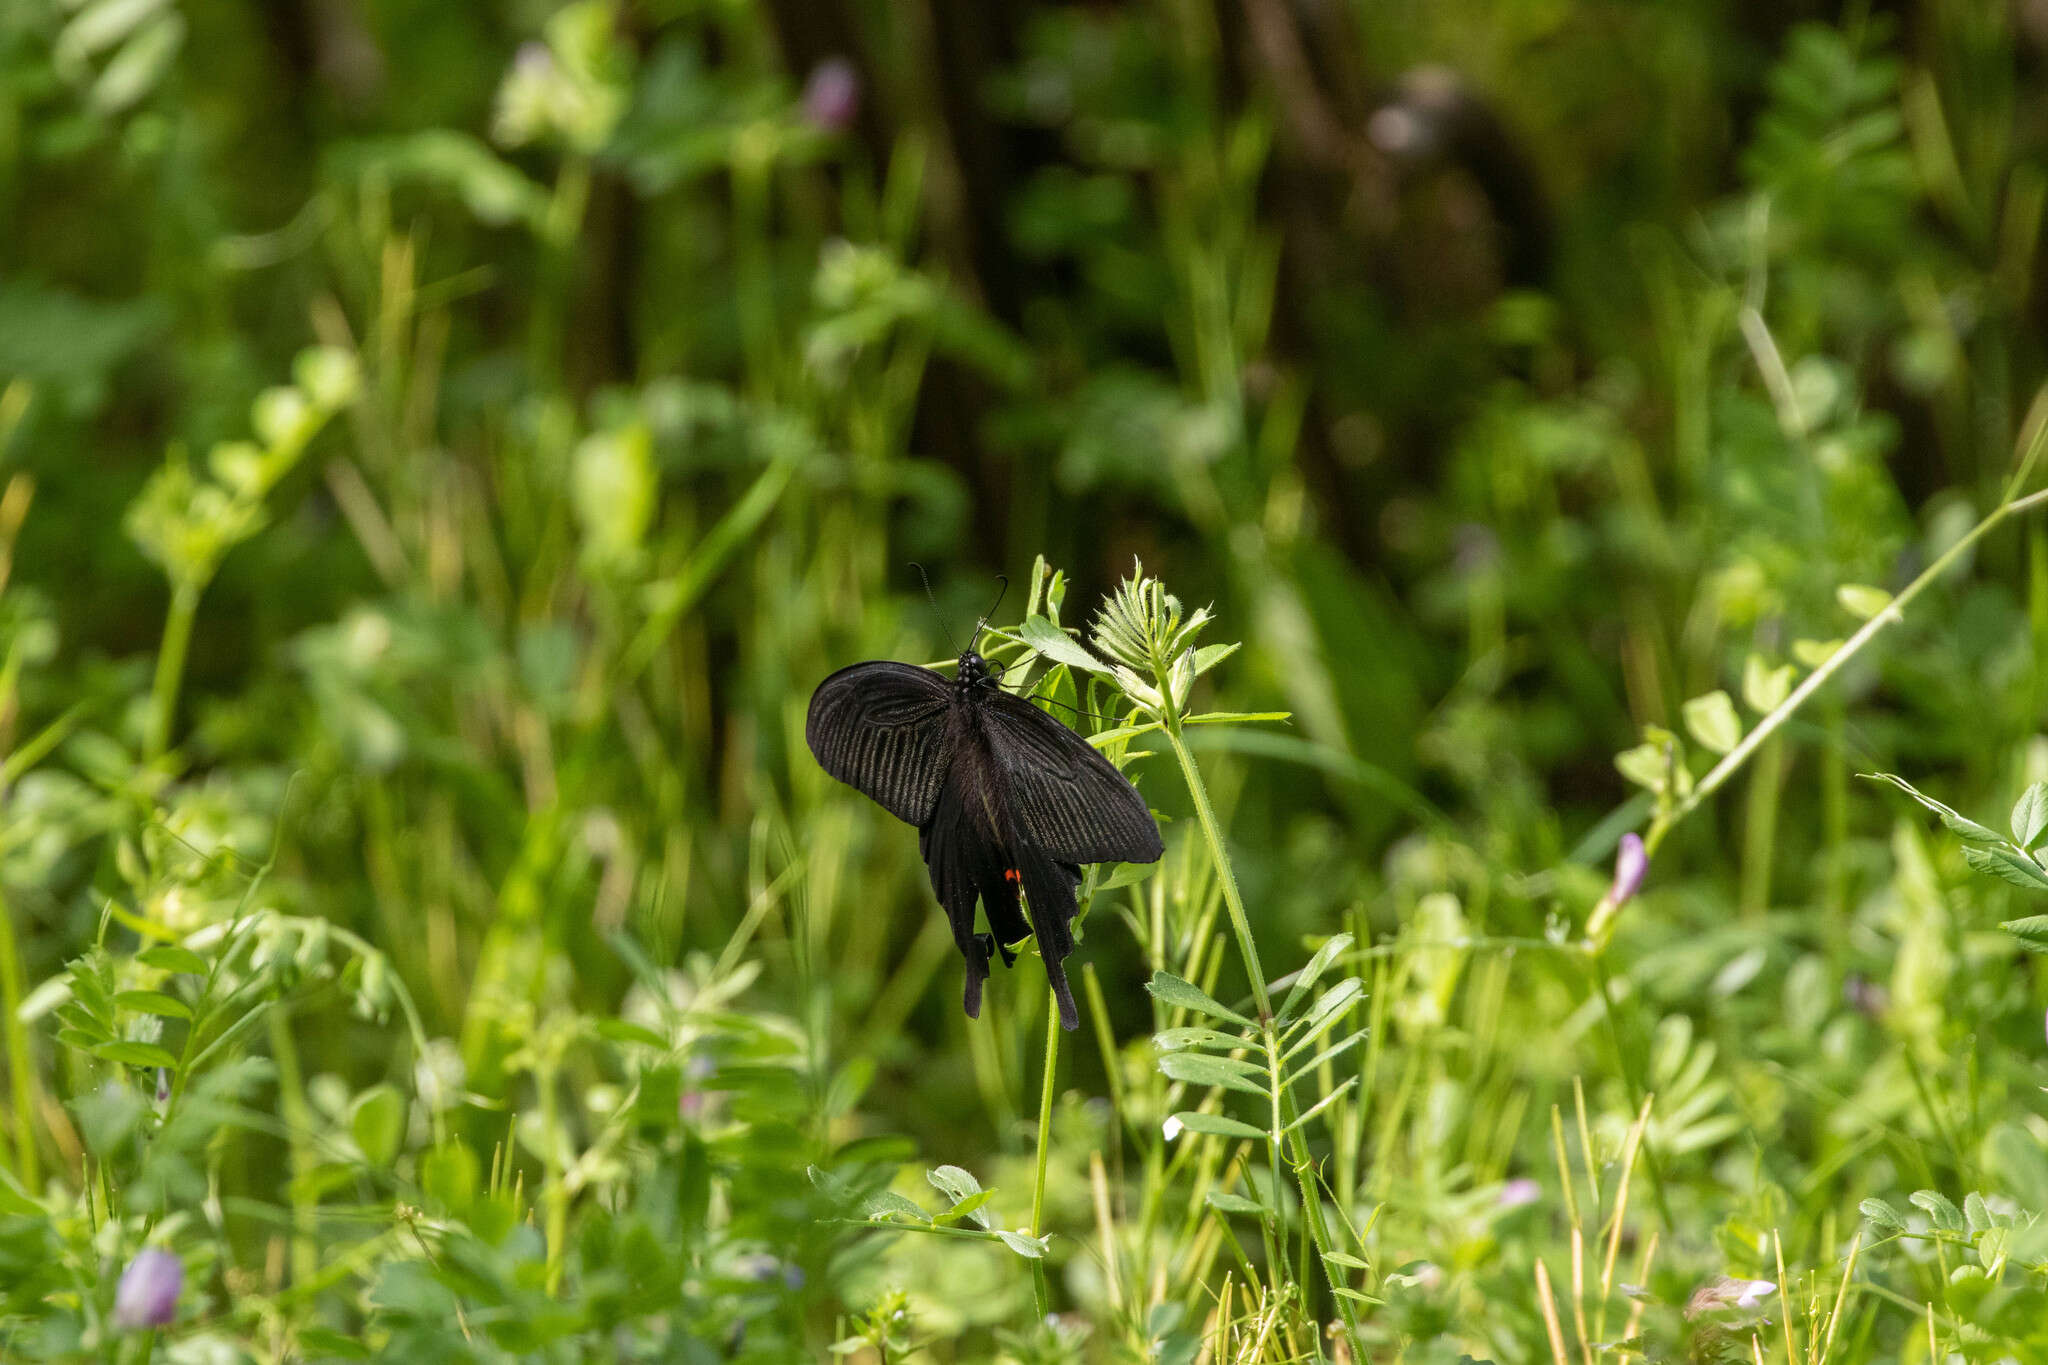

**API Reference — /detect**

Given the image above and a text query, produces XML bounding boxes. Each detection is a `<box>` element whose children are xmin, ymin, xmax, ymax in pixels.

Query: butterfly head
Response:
<box><xmin>955</xmin><ymin>650</ymin><xmax>999</xmax><ymax>692</ymax></box>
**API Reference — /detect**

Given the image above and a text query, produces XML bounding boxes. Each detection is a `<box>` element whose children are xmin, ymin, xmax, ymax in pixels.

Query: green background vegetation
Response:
<box><xmin>9</xmin><ymin>0</ymin><xmax>2048</xmax><ymax>1359</ymax></box>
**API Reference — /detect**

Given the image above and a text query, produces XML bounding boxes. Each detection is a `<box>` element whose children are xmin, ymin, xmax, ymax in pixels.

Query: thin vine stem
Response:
<box><xmin>1643</xmin><ymin>483</ymin><xmax>2048</xmax><ymax>858</ymax></box>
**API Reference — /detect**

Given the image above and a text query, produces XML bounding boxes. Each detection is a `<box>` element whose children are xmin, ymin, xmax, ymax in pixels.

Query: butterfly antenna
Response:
<box><xmin>910</xmin><ymin>562</ymin><xmax>963</xmax><ymax>657</ymax></box>
<box><xmin>971</xmin><ymin>574</ymin><xmax>1009</xmax><ymax>650</ymax></box>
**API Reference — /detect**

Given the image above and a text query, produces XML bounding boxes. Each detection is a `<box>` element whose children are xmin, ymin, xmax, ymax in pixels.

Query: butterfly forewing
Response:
<box><xmin>980</xmin><ymin>689</ymin><xmax>1165</xmax><ymax>865</ymax></box>
<box><xmin>805</xmin><ymin>661</ymin><xmax>953</xmax><ymax>825</ymax></box>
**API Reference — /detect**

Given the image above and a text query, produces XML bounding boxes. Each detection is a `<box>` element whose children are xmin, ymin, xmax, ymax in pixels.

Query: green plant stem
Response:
<box><xmin>0</xmin><ymin>882</ymin><xmax>35</xmax><ymax>1188</ymax></box>
<box><xmin>1160</xmin><ymin>725</ymin><xmax>1270</xmax><ymax>1021</ymax></box>
<box><xmin>1644</xmin><ymin>484</ymin><xmax>2048</xmax><ymax>858</ymax></box>
<box><xmin>268</xmin><ymin>1008</ymin><xmax>319</xmax><ymax>1292</ymax></box>
<box><xmin>145</xmin><ymin>580</ymin><xmax>201</xmax><ymax>762</ymax></box>
<box><xmin>1029</xmin><ymin>986</ymin><xmax>1060</xmax><ymax>1318</ymax></box>
<box><xmin>1160</xmin><ymin>720</ymin><xmax>1363</xmax><ymax>1356</ymax></box>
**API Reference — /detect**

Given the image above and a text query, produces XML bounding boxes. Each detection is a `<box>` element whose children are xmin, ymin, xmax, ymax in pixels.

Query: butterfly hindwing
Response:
<box><xmin>806</xmin><ymin>661</ymin><xmax>954</xmax><ymax>825</ymax></box>
<box><xmin>917</xmin><ymin>778</ymin><xmax>998</xmax><ymax>1017</ymax></box>
<box><xmin>979</xmin><ymin>688</ymin><xmax>1166</xmax><ymax>865</ymax></box>
<box><xmin>1008</xmin><ymin>834</ymin><xmax>1085</xmax><ymax>1030</ymax></box>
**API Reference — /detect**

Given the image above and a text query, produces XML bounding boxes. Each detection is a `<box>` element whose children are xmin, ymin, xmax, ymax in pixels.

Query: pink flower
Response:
<box><xmin>802</xmin><ymin>58</ymin><xmax>860</xmax><ymax>133</ymax></box>
<box><xmin>1610</xmin><ymin>832</ymin><xmax>1647</xmax><ymax>908</ymax></box>
<box><xmin>112</xmin><ymin>1248</ymin><xmax>181</xmax><ymax>1329</ymax></box>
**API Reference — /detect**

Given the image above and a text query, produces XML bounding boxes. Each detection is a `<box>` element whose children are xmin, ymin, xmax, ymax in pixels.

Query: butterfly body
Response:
<box><xmin>807</xmin><ymin>648</ymin><xmax>1163</xmax><ymax>1030</ymax></box>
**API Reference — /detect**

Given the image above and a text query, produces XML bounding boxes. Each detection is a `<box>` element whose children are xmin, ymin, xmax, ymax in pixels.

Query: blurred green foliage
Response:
<box><xmin>11</xmin><ymin>0</ymin><xmax>2048</xmax><ymax>1359</ymax></box>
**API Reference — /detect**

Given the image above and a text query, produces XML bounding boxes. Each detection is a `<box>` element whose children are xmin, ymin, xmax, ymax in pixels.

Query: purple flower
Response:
<box><xmin>1498</xmin><ymin>1177</ymin><xmax>1541</xmax><ymax>1209</ymax></box>
<box><xmin>802</xmin><ymin>58</ymin><xmax>860</xmax><ymax>133</ymax></box>
<box><xmin>112</xmin><ymin>1248</ymin><xmax>181</xmax><ymax>1329</ymax></box>
<box><xmin>1610</xmin><ymin>832</ymin><xmax>1647</xmax><ymax>908</ymax></box>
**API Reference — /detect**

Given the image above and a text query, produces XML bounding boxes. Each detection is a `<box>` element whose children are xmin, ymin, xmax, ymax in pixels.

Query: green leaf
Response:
<box><xmin>1145</xmin><ymin>971</ymin><xmax>1253</xmax><ymax>1027</ymax></box>
<box><xmin>113</xmin><ymin>989</ymin><xmax>190</xmax><ymax>1020</ymax></box>
<box><xmin>89</xmin><ymin>14</ymin><xmax>183</xmax><ymax>117</ymax></box>
<box><xmin>925</xmin><ymin>1164</ymin><xmax>984</xmax><ymax>1203</ymax></box>
<box><xmin>1858</xmin><ymin>1197</ymin><xmax>1905</xmax><ymax>1231</ymax></box>
<box><xmin>1204</xmin><ymin>1191</ymin><xmax>1273</xmax><ymax>1221</ymax></box>
<box><xmin>351</xmin><ymin>1084</ymin><xmax>406</xmax><ymax>1167</ymax></box>
<box><xmin>2014</xmin><ymin>783</ymin><xmax>2048</xmax><ymax>850</ymax></box>
<box><xmin>1285</xmin><ymin>1027</ymin><xmax>1370</xmax><ymax>1085</ymax></box>
<box><xmin>1152</xmin><ymin>1026</ymin><xmax>1244</xmax><ymax>1053</ymax></box>
<box><xmin>1963</xmin><ymin>844</ymin><xmax>2048</xmax><ymax>892</ymax></box>
<box><xmin>138</xmin><ymin>945</ymin><xmax>208</xmax><ymax>975</ymax></box>
<box><xmin>1020</xmin><ymin>615</ymin><xmax>1109</xmax><ymax>673</ymax></box>
<box><xmin>1285</xmin><ymin>977</ymin><xmax>1366</xmax><ymax>1056</ymax></box>
<box><xmin>1283</xmin><ymin>1078</ymin><xmax>1357</xmax><ymax>1134</ymax></box>
<box><xmin>934</xmin><ymin>1189</ymin><xmax>994</xmax><ymax>1230</ymax></box>
<box><xmin>2002</xmin><ymin>916</ymin><xmax>2048</xmax><ymax>953</ymax></box>
<box><xmin>1615</xmin><ymin>741</ymin><xmax>1671</xmax><ymax>793</ymax></box>
<box><xmin>1323</xmin><ymin>1250</ymin><xmax>1370</xmax><ymax>1272</ymax></box>
<box><xmin>296</xmin><ymin>1327</ymin><xmax>372</xmax><ymax>1360</ymax></box>
<box><xmin>996</xmin><ymin>1229</ymin><xmax>1049</xmax><ymax>1259</ymax></box>
<box><xmin>1837</xmin><ymin>583</ymin><xmax>1894</xmax><ymax>620</ymax></box>
<box><xmin>1862</xmin><ymin>773</ymin><xmax>2002</xmax><ymax>843</ymax></box>
<box><xmin>1189</xmin><ymin>641</ymin><xmax>1240</xmax><ymax>677</ymax></box>
<box><xmin>1168</xmin><ymin>1111</ymin><xmax>1268</xmax><ymax>1142</ymax></box>
<box><xmin>1741</xmin><ymin>654</ymin><xmax>1796</xmax><ymax>712</ymax></box>
<box><xmin>861</xmin><ymin>1190</ymin><xmax>930</xmax><ymax>1223</ymax></box>
<box><xmin>1909</xmin><ymin>1189</ymin><xmax>1965</xmax><ymax>1233</ymax></box>
<box><xmin>1965</xmin><ymin>1191</ymin><xmax>1992</xmax><ymax>1234</ymax></box>
<box><xmin>92</xmin><ymin>1040</ymin><xmax>177</xmax><ymax>1069</ymax></box>
<box><xmin>1792</xmin><ymin>637</ymin><xmax>1843</xmax><ymax>668</ymax></box>
<box><xmin>1277</xmin><ymin>932</ymin><xmax>1356</xmax><ymax>1022</ymax></box>
<box><xmin>1093</xmin><ymin>859</ymin><xmax>1159</xmax><ymax>893</ymax></box>
<box><xmin>1681</xmin><ymin>690</ymin><xmax>1742</xmax><ymax>756</ymax></box>
<box><xmin>1158</xmin><ymin>1051</ymin><xmax>1268</xmax><ymax>1098</ymax></box>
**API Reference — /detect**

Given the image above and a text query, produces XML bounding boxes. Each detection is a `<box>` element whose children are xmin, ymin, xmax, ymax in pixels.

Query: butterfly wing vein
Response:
<box><xmin>982</xmin><ymin>690</ymin><xmax>1164</xmax><ymax>865</ymax></box>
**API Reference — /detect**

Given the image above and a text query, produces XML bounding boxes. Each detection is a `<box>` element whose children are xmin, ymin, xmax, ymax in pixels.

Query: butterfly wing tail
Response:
<box><xmin>919</xmin><ymin>807</ymin><xmax>996</xmax><ymax>1019</ymax></box>
<box><xmin>1013</xmin><ymin>841</ymin><xmax>1084</xmax><ymax>1031</ymax></box>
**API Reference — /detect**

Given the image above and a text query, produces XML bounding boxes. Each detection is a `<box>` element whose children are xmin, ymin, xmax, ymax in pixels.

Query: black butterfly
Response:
<box><xmin>807</xmin><ymin>629</ymin><xmax>1163</xmax><ymax>1031</ymax></box>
